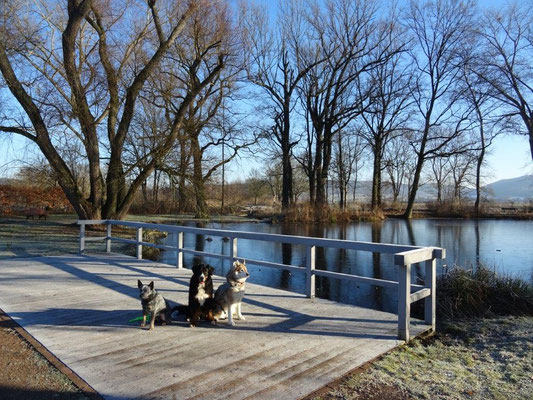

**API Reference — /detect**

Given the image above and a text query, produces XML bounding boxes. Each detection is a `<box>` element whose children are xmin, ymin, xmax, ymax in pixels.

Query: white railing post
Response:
<box><xmin>176</xmin><ymin>231</ymin><xmax>183</xmax><ymax>269</ymax></box>
<box><xmin>306</xmin><ymin>245</ymin><xmax>316</xmax><ymax>298</ymax></box>
<box><xmin>230</xmin><ymin>237</ymin><xmax>237</xmax><ymax>262</ymax></box>
<box><xmin>136</xmin><ymin>227</ymin><xmax>143</xmax><ymax>260</ymax></box>
<box><xmin>398</xmin><ymin>262</ymin><xmax>411</xmax><ymax>342</ymax></box>
<box><xmin>425</xmin><ymin>258</ymin><xmax>436</xmax><ymax>331</ymax></box>
<box><xmin>79</xmin><ymin>222</ymin><xmax>86</xmax><ymax>254</ymax></box>
<box><xmin>106</xmin><ymin>223</ymin><xmax>112</xmax><ymax>253</ymax></box>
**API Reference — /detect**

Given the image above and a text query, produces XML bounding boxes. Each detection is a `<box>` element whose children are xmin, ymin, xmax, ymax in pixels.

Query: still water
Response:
<box><xmin>161</xmin><ymin>219</ymin><xmax>533</xmax><ymax>313</ymax></box>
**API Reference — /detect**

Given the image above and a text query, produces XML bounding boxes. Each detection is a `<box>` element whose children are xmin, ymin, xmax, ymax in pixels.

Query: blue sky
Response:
<box><xmin>1</xmin><ymin>0</ymin><xmax>531</xmax><ymax>184</ymax></box>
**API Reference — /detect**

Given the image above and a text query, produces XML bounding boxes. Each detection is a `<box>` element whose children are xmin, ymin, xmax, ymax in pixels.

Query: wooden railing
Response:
<box><xmin>77</xmin><ymin>219</ymin><xmax>445</xmax><ymax>342</ymax></box>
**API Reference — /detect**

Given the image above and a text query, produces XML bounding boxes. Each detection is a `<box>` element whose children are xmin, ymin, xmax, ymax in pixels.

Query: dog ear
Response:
<box><xmin>192</xmin><ymin>264</ymin><xmax>200</xmax><ymax>274</ymax></box>
<box><xmin>149</xmin><ymin>281</ymin><xmax>154</xmax><ymax>290</ymax></box>
<box><xmin>208</xmin><ymin>266</ymin><xmax>215</xmax><ymax>275</ymax></box>
<box><xmin>138</xmin><ymin>280</ymin><xmax>143</xmax><ymax>289</ymax></box>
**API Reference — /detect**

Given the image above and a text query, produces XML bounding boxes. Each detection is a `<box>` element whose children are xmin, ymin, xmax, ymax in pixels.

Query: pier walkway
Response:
<box><xmin>0</xmin><ymin>253</ymin><xmax>430</xmax><ymax>399</ymax></box>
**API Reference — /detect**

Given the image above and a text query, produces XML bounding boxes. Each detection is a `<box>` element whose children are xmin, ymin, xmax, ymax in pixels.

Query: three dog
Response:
<box><xmin>137</xmin><ymin>260</ymin><xmax>249</xmax><ymax>329</ymax></box>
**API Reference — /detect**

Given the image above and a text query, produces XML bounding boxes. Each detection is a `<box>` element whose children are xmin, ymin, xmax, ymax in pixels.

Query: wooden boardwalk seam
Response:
<box><xmin>0</xmin><ymin>253</ymin><xmax>429</xmax><ymax>400</ymax></box>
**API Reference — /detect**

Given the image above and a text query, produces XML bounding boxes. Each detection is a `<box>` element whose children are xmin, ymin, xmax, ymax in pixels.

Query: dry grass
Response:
<box><xmin>437</xmin><ymin>265</ymin><xmax>533</xmax><ymax>319</ymax></box>
<box><xmin>279</xmin><ymin>204</ymin><xmax>386</xmax><ymax>223</ymax></box>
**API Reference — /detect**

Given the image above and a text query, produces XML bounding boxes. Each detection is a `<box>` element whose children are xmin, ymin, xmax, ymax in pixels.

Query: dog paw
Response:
<box><xmin>229</xmin><ymin>320</ymin><xmax>235</xmax><ymax>326</ymax></box>
<box><xmin>238</xmin><ymin>315</ymin><xmax>246</xmax><ymax>321</ymax></box>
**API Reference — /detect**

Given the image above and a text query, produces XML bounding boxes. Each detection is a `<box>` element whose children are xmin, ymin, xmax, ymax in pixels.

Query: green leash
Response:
<box><xmin>129</xmin><ymin>313</ymin><xmax>150</xmax><ymax>323</ymax></box>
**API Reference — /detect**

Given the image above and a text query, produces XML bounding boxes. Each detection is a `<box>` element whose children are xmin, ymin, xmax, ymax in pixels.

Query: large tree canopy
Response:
<box><xmin>0</xmin><ymin>0</ymin><xmax>231</xmax><ymax>219</ymax></box>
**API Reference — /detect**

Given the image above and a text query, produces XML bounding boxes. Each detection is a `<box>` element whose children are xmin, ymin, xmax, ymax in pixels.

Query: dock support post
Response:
<box><xmin>79</xmin><ymin>223</ymin><xmax>85</xmax><ymax>254</ymax></box>
<box><xmin>398</xmin><ymin>262</ymin><xmax>411</xmax><ymax>342</ymax></box>
<box><xmin>106</xmin><ymin>223</ymin><xmax>112</xmax><ymax>253</ymax></box>
<box><xmin>306</xmin><ymin>246</ymin><xmax>316</xmax><ymax>298</ymax></box>
<box><xmin>177</xmin><ymin>232</ymin><xmax>183</xmax><ymax>269</ymax></box>
<box><xmin>425</xmin><ymin>258</ymin><xmax>436</xmax><ymax>331</ymax></box>
<box><xmin>136</xmin><ymin>228</ymin><xmax>143</xmax><ymax>260</ymax></box>
<box><xmin>230</xmin><ymin>238</ymin><xmax>237</xmax><ymax>265</ymax></box>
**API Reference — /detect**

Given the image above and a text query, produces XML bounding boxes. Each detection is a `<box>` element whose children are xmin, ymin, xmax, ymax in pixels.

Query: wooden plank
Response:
<box><xmin>398</xmin><ymin>263</ymin><xmax>411</xmax><ymax>342</ymax></box>
<box><xmin>0</xmin><ymin>254</ymin><xmax>430</xmax><ymax>400</ymax></box>
<box><xmin>425</xmin><ymin>258</ymin><xmax>437</xmax><ymax>330</ymax></box>
<box><xmin>410</xmin><ymin>288</ymin><xmax>431</xmax><ymax>303</ymax></box>
<box><xmin>314</xmin><ymin>269</ymin><xmax>399</xmax><ymax>288</ymax></box>
<box><xmin>394</xmin><ymin>248</ymin><xmax>434</xmax><ymax>265</ymax></box>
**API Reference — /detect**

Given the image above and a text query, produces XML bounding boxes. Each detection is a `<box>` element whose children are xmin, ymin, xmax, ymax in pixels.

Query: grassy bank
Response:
<box><xmin>311</xmin><ymin>267</ymin><xmax>533</xmax><ymax>400</ymax></box>
<box><xmin>312</xmin><ymin>316</ymin><xmax>533</xmax><ymax>400</ymax></box>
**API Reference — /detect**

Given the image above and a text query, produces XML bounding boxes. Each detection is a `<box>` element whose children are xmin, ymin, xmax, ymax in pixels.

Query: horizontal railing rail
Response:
<box><xmin>77</xmin><ymin>219</ymin><xmax>445</xmax><ymax>342</ymax></box>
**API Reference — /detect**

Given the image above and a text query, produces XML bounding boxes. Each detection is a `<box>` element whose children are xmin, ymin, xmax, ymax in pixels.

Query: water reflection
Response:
<box><xmin>162</xmin><ymin>219</ymin><xmax>533</xmax><ymax>313</ymax></box>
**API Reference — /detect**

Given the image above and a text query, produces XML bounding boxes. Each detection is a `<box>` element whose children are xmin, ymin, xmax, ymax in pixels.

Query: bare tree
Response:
<box><xmin>333</xmin><ymin>131</ymin><xmax>365</xmax><ymax>210</ymax></box>
<box><xmin>358</xmin><ymin>27</ymin><xmax>413</xmax><ymax>210</ymax></box>
<box><xmin>246</xmin><ymin>168</ymin><xmax>269</xmax><ymax>206</ymax></box>
<box><xmin>0</xmin><ymin>0</ymin><xmax>229</xmax><ymax>219</ymax></box>
<box><xmin>461</xmin><ymin>62</ymin><xmax>501</xmax><ymax>215</ymax></box>
<box><xmin>299</xmin><ymin>0</ymin><xmax>401</xmax><ymax>207</ymax></box>
<box><xmin>384</xmin><ymin>135</ymin><xmax>416</xmax><ymax>204</ymax></box>
<box><xmin>448</xmin><ymin>151</ymin><xmax>476</xmax><ymax>202</ymax></box>
<box><xmin>429</xmin><ymin>156</ymin><xmax>451</xmax><ymax>203</ymax></box>
<box><xmin>241</xmin><ymin>0</ymin><xmax>322</xmax><ymax>211</ymax></box>
<box><xmin>477</xmin><ymin>3</ymin><xmax>533</xmax><ymax>162</ymax></box>
<box><xmin>263</xmin><ymin>162</ymin><xmax>282</xmax><ymax>204</ymax></box>
<box><xmin>402</xmin><ymin>0</ymin><xmax>476</xmax><ymax>218</ymax></box>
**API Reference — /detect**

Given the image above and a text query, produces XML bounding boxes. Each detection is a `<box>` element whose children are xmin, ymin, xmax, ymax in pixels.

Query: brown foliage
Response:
<box><xmin>0</xmin><ymin>184</ymin><xmax>73</xmax><ymax>215</ymax></box>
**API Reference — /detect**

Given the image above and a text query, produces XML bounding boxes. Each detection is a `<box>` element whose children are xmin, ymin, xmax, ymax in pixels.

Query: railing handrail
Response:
<box><xmin>78</xmin><ymin>219</ymin><xmax>443</xmax><ymax>260</ymax></box>
<box><xmin>77</xmin><ymin>219</ymin><xmax>445</xmax><ymax>342</ymax></box>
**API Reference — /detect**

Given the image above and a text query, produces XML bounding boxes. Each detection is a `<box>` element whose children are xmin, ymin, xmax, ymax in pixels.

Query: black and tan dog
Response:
<box><xmin>187</xmin><ymin>263</ymin><xmax>215</xmax><ymax>327</ymax></box>
<box><xmin>137</xmin><ymin>280</ymin><xmax>173</xmax><ymax>330</ymax></box>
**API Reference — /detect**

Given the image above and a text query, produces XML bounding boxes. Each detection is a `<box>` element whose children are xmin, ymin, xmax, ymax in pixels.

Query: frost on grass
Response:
<box><xmin>319</xmin><ymin>316</ymin><xmax>533</xmax><ymax>400</ymax></box>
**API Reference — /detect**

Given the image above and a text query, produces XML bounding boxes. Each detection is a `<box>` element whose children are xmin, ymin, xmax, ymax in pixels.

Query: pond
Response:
<box><xmin>161</xmin><ymin>218</ymin><xmax>533</xmax><ymax>313</ymax></box>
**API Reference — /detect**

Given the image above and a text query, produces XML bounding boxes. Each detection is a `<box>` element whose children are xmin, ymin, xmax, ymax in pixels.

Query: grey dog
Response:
<box><xmin>211</xmin><ymin>261</ymin><xmax>250</xmax><ymax>326</ymax></box>
<box><xmin>137</xmin><ymin>280</ymin><xmax>172</xmax><ymax>330</ymax></box>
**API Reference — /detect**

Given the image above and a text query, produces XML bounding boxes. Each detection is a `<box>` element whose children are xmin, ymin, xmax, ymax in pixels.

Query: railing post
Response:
<box><xmin>79</xmin><ymin>222</ymin><xmax>85</xmax><ymax>254</ymax></box>
<box><xmin>230</xmin><ymin>237</ymin><xmax>237</xmax><ymax>263</ymax></box>
<box><xmin>176</xmin><ymin>231</ymin><xmax>183</xmax><ymax>269</ymax></box>
<box><xmin>136</xmin><ymin>227</ymin><xmax>143</xmax><ymax>260</ymax></box>
<box><xmin>106</xmin><ymin>223</ymin><xmax>112</xmax><ymax>253</ymax></box>
<box><xmin>306</xmin><ymin>245</ymin><xmax>316</xmax><ymax>298</ymax></box>
<box><xmin>425</xmin><ymin>258</ymin><xmax>436</xmax><ymax>331</ymax></box>
<box><xmin>398</xmin><ymin>262</ymin><xmax>411</xmax><ymax>342</ymax></box>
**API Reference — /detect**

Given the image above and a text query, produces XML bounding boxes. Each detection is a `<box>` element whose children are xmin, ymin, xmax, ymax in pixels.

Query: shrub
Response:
<box><xmin>437</xmin><ymin>265</ymin><xmax>533</xmax><ymax>320</ymax></box>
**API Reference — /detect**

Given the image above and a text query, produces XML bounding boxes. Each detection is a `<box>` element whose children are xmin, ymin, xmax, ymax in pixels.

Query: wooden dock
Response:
<box><xmin>0</xmin><ymin>253</ymin><xmax>430</xmax><ymax>400</ymax></box>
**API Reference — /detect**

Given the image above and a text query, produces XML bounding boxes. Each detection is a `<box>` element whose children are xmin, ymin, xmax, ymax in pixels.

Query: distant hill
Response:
<box><xmin>348</xmin><ymin>175</ymin><xmax>533</xmax><ymax>202</ymax></box>
<box><xmin>480</xmin><ymin>175</ymin><xmax>533</xmax><ymax>201</ymax></box>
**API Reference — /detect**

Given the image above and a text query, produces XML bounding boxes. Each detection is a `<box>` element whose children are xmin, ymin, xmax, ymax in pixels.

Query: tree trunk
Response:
<box><xmin>403</xmin><ymin>137</ymin><xmax>426</xmax><ymax>219</ymax></box>
<box><xmin>191</xmin><ymin>137</ymin><xmax>209</xmax><ymax>219</ymax></box>
<box><xmin>281</xmin><ymin>103</ymin><xmax>293</xmax><ymax>211</ymax></box>
<box><xmin>371</xmin><ymin>143</ymin><xmax>382</xmax><ymax>209</ymax></box>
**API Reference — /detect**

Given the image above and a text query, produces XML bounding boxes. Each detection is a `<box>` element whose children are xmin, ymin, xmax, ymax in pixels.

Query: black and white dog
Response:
<box><xmin>187</xmin><ymin>263</ymin><xmax>215</xmax><ymax>327</ymax></box>
<box><xmin>137</xmin><ymin>280</ymin><xmax>173</xmax><ymax>330</ymax></box>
